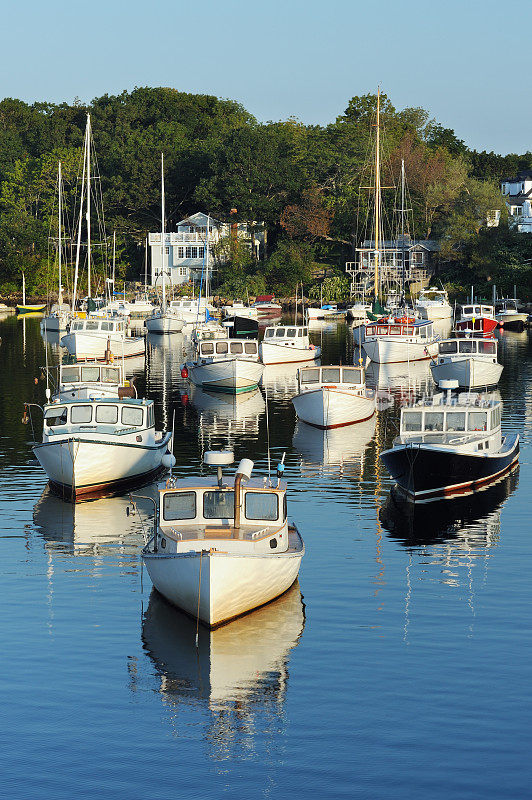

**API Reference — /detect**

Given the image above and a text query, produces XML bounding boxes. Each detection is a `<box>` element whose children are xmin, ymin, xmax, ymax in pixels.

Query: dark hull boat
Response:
<box><xmin>381</xmin><ymin>435</ymin><xmax>519</xmax><ymax>502</ymax></box>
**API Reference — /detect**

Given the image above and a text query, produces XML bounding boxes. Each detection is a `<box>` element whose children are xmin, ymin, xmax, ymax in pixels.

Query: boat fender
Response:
<box><xmin>309</xmin><ymin>344</ymin><xmax>315</xmax><ymax>350</ymax></box>
<box><xmin>180</xmin><ymin>365</ymin><xmax>189</xmax><ymax>379</ymax></box>
<box><xmin>181</xmin><ymin>393</ymin><xmax>189</xmax><ymax>406</ymax></box>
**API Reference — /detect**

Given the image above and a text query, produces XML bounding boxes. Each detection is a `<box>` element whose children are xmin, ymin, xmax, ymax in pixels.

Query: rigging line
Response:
<box><xmin>195</xmin><ymin>549</ymin><xmax>203</xmax><ymax>648</ymax></box>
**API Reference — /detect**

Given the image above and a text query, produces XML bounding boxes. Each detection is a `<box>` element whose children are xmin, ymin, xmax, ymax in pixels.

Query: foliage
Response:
<box><xmin>264</xmin><ymin>240</ymin><xmax>315</xmax><ymax>294</ymax></box>
<box><xmin>308</xmin><ymin>274</ymin><xmax>350</xmax><ymax>302</ymax></box>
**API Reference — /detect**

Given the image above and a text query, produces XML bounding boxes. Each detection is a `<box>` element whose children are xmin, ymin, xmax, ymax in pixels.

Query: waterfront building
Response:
<box><xmin>501</xmin><ymin>170</ymin><xmax>532</xmax><ymax>232</ymax></box>
<box><xmin>345</xmin><ymin>235</ymin><xmax>439</xmax><ymax>297</ymax></box>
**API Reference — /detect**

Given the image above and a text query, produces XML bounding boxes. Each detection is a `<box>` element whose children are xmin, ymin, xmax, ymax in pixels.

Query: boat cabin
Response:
<box><xmin>43</xmin><ymin>398</ymin><xmax>155</xmax><ymax>438</ymax></box>
<box><xmin>365</xmin><ymin>320</ymin><xmax>434</xmax><ymax>339</ymax></box>
<box><xmin>54</xmin><ymin>362</ymin><xmax>134</xmax><ymax>400</ymax></box>
<box><xmin>298</xmin><ymin>365</ymin><xmax>365</xmax><ymax>390</ymax></box>
<box><xmin>418</xmin><ymin>289</ymin><xmax>448</xmax><ymax>303</ymax></box>
<box><xmin>459</xmin><ymin>304</ymin><xmax>495</xmax><ymax>319</ymax></box>
<box><xmin>263</xmin><ymin>326</ymin><xmax>309</xmax><ymax>346</ymax></box>
<box><xmin>197</xmin><ymin>338</ymin><xmax>259</xmax><ymax>360</ymax></box>
<box><xmin>398</xmin><ymin>394</ymin><xmax>501</xmax><ymax>450</ymax></box>
<box><xmin>438</xmin><ymin>339</ymin><xmax>497</xmax><ymax>359</ymax></box>
<box><xmin>70</xmin><ymin>318</ymin><xmax>126</xmax><ymax>335</ymax></box>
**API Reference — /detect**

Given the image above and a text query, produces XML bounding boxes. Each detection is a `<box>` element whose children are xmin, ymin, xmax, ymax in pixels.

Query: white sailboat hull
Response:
<box><xmin>363</xmin><ymin>337</ymin><xmax>439</xmax><ymax>364</ymax></box>
<box><xmin>143</xmin><ymin>536</ymin><xmax>304</xmax><ymax>627</ymax></box>
<box><xmin>189</xmin><ymin>359</ymin><xmax>264</xmax><ymax>394</ymax></box>
<box><xmin>33</xmin><ymin>434</ymin><xmax>171</xmax><ymax>497</ymax></box>
<box><xmin>145</xmin><ymin>313</ymin><xmax>185</xmax><ymax>333</ymax></box>
<box><xmin>61</xmin><ymin>331</ymin><xmax>146</xmax><ymax>360</ymax></box>
<box><xmin>260</xmin><ymin>341</ymin><xmax>321</xmax><ymax>365</ymax></box>
<box><xmin>292</xmin><ymin>388</ymin><xmax>375</xmax><ymax>429</ymax></box>
<box><xmin>430</xmin><ymin>357</ymin><xmax>503</xmax><ymax>389</ymax></box>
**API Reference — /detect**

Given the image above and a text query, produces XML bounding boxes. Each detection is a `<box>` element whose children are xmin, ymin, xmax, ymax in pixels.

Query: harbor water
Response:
<box><xmin>2</xmin><ymin>313</ymin><xmax>532</xmax><ymax>799</ymax></box>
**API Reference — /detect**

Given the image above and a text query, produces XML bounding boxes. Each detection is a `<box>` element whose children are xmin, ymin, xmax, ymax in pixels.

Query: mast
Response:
<box><xmin>374</xmin><ymin>87</ymin><xmax>381</xmax><ymax>300</ymax></box>
<box><xmin>58</xmin><ymin>161</ymin><xmax>63</xmax><ymax>307</ymax></box>
<box><xmin>86</xmin><ymin>114</ymin><xmax>92</xmax><ymax>302</ymax></box>
<box><xmin>72</xmin><ymin>115</ymin><xmax>89</xmax><ymax>314</ymax></box>
<box><xmin>112</xmin><ymin>230</ymin><xmax>116</xmax><ymax>301</ymax></box>
<box><xmin>161</xmin><ymin>153</ymin><xmax>166</xmax><ymax>309</ymax></box>
<box><xmin>400</xmin><ymin>159</ymin><xmax>405</xmax><ymax>305</ymax></box>
<box><xmin>144</xmin><ymin>236</ymin><xmax>148</xmax><ymax>292</ymax></box>
<box><xmin>205</xmin><ymin>214</ymin><xmax>210</xmax><ymax>301</ymax></box>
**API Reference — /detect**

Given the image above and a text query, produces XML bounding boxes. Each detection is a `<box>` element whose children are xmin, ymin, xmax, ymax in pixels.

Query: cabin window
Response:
<box><xmin>275</xmin><ymin>328</ymin><xmax>285</xmax><ymax>338</ymax></box>
<box><xmin>230</xmin><ymin>342</ymin><xmax>243</xmax><ymax>354</ymax></box>
<box><xmin>61</xmin><ymin>367</ymin><xmax>79</xmax><ymax>383</ymax></box>
<box><xmin>81</xmin><ymin>366</ymin><xmax>100</xmax><ymax>382</ymax></box>
<box><xmin>102</xmin><ymin>367</ymin><xmax>120</xmax><ymax>383</ymax></box>
<box><xmin>183</xmin><ymin>302</ymin><xmax>191</xmax><ymax>309</ymax></box>
<box><xmin>298</xmin><ymin>329</ymin><xmax>305</xmax><ymax>337</ymax></box>
<box><xmin>265</xmin><ymin>329</ymin><xmax>274</xmax><ymax>338</ymax></box>
<box><xmin>301</xmin><ymin>369</ymin><xmax>320</xmax><ymax>384</ymax></box>
<box><xmin>86</xmin><ymin>321</ymin><xmax>99</xmax><ymax>331</ymax></box>
<box><xmin>468</xmin><ymin>411</ymin><xmax>488</xmax><ymax>431</ymax></box>
<box><xmin>45</xmin><ymin>407</ymin><xmax>67</xmax><ymax>427</ymax></box>
<box><xmin>203</xmin><ymin>490</ymin><xmax>235</xmax><ymax>519</ymax></box>
<box><xmin>377</xmin><ymin>326</ymin><xmax>387</xmax><ymax>335</ymax></box>
<box><xmin>419</xmin><ymin>326</ymin><xmax>427</xmax><ymax>338</ymax></box>
<box><xmin>491</xmin><ymin>408</ymin><xmax>501</xmax><ymax>428</ymax></box>
<box><xmin>244</xmin><ymin>342</ymin><xmax>257</xmax><ymax>355</ymax></box>
<box><xmin>287</xmin><ymin>328</ymin><xmax>297</xmax><ymax>338</ymax></box>
<box><xmin>458</xmin><ymin>340</ymin><xmax>475</xmax><ymax>353</ymax></box>
<box><xmin>96</xmin><ymin>404</ymin><xmax>118</xmax><ymax>424</ymax></box>
<box><xmin>121</xmin><ymin>406</ymin><xmax>143</xmax><ymax>427</ymax></box>
<box><xmin>446</xmin><ymin>412</ymin><xmax>466</xmax><ymax>432</ymax></box>
<box><xmin>405</xmin><ymin>327</ymin><xmax>414</xmax><ymax>336</ymax></box>
<box><xmin>440</xmin><ymin>341</ymin><xmax>457</xmax><ymax>354</ymax></box>
<box><xmin>202</xmin><ymin>343</ymin><xmax>214</xmax><ymax>355</ymax></box>
<box><xmin>101</xmin><ymin>322</ymin><xmax>112</xmax><ymax>331</ymax></box>
<box><xmin>283</xmin><ymin>494</ymin><xmax>287</xmax><ymax>521</ymax></box>
<box><xmin>70</xmin><ymin>405</ymin><xmax>92</xmax><ymax>424</ymax></box>
<box><xmin>245</xmin><ymin>492</ymin><xmax>279</xmax><ymax>521</ymax></box>
<box><xmin>390</xmin><ymin>325</ymin><xmax>401</xmax><ymax>335</ymax></box>
<box><xmin>463</xmin><ymin>307</ymin><xmax>473</xmax><ymax>315</ymax></box>
<box><xmin>424</xmin><ymin>412</ymin><xmax>444</xmax><ymax>432</ymax></box>
<box><xmin>403</xmin><ymin>411</ymin><xmax>422</xmax><ymax>431</ymax></box>
<box><xmin>322</xmin><ymin>368</ymin><xmax>341</xmax><ymax>383</ymax></box>
<box><xmin>478</xmin><ymin>341</ymin><xmax>495</xmax><ymax>355</ymax></box>
<box><xmin>303</xmin><ymin>328</ymin><xmax>308</xmax><ymax>336</ymax></box>
<box><xmin>72</xmin><ymin>321</ymin><xmax>83</xmax><ymax>331</ymax></box>
<box><xmin>163</xmin><ymin>491</ymin><xmax>196</xmax><ymax>521</ymax></box>
<box><xmin>366</xmin><ymin>326</ymin><xmax>375</xmax><ymax>336</ymax></box>
<box><xmin>342</xmin><ymin>368</ymin><xmax>362</xmax><ymax>384</ymax></box>
<box><xmin>216</xmin><ymin>341</ymin><xmax>228</xmax><ymax>354</ymax></box>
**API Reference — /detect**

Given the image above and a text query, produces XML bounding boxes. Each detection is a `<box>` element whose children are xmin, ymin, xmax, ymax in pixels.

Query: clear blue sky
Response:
<box><xmin>2</xmin><ymin>0</ymin><xmax>528</xmax><ymax>154</ymax></box>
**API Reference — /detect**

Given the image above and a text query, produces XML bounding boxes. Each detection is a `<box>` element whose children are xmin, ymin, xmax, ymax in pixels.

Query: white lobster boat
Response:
<box><xmin>61</xmin><ymin>317</ymin><xmax>145</xmax><ymax>360</ymax></box>
<box><xmin>145</xmin><ymin>307</ymin><xmax>185</xmax><ymax>334</ymax></box>
<box><xmin>430</xmin><ymin>337</ymin><xmax>503</xmax><ymax>389</ymax></box>
<box><xmin>363</xmin><ymin>319</ymin><xmax>440</xmax><ymax>364</ymax></box>
<box><xmin>165</xmin><ymin>298</ymin><xmax>216</xmax><ymax>326</ymax></box>
<box><xmin>184</xmin><ymin>337</ymin><xmax>264</xmax><ymax>394</ymax></box>
<box><xmin>292</xmin><ymin>365</ymin><xmax>375</xmax><ymax>429</ymax></box>
<box><xmin>415</xmin><ymin>288</ymin><xmax>453</xmax><ymax>321</ymax></box>
<box><xmin>260</xmin><ymin>325</ymin><xmax>321</xmax><ymax>365</ymax></box>
<box><xmin>221</xmin><ymin>302</ymin><xmax>258</xmax><ymax>320</ymax></box>
<box><xmin>29</xmin><ymin>397</ymin><xmax>172</xmax><ymax>499</ymax></box>
<box><xmin>138</xmin><ymin>450</ymin><xmax>305</xmax><ymax>628</ymax></box>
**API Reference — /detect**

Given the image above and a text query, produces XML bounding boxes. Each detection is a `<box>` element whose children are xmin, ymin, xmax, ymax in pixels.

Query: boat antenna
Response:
<box><xmin>265</xmin><ymin>383</ymin><xmax>271</xmax><ymax>482</ymax></box>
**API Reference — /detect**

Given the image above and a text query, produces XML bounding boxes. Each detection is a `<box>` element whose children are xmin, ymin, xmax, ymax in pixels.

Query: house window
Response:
<box><xmin>411</xmin><ymin>251</ymin><xmax>423</xmax><ymax>265</ymax></box>
<box><xmin>186</xmin><ymin>246</ymin><xmax>194</xmax><ymax>258</ymax></box>
<box><xmin>179</xmin><ymin>267</ymin><xmax>188</xmax><ymax>277</ymax></box>
<box><xmin>198</xmin><ymin>247</ymin><xmax>205</xmax><ymax>260</ymax></box>
<box><xmin>165</xmin><ymin>247</ymin><xmax>169</xmax><ymax>255</ymax></box>
<box><xmin>178</xmin><ymin>247</ymin><xmax>184</xmax><ymax>259</ymax></box>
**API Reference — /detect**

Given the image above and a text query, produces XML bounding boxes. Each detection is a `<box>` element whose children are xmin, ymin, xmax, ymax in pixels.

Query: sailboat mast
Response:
<box><xmin>86</xmin><ymin>114</ymin><xmax>92</xmax><ymax>301</ymax></box>
<box><xmin>161</xmin><ymin>153</ymin><xmax>166</xmax><ymax>308</ymax></box>
<box><xmin>72</xmin><ymin>115</ymin><xmax>89</xmax><ymax>313</ymax></box>
<box><xmin>374</xmin><ymin>88</ymin><xmax>381</xmax><ymax>300</ymax></box>
<box><xmin>112</xmin><ymin>230</ymin><xmax>116</xmax><ymax>300</ymax></box>
<box><xmin>205</xmin><ymin>214</ymin><xmax>210</xmax><ymax>301</ymax></box>
<box><xmin>401</xmin><ymin>159</ymin><xmax>405</xmax><ymax>303</ymax></box>
<box><xmin>58</xmin><ymin>161</ymin><xmax>62</xmax><ymax>305</ymax></box>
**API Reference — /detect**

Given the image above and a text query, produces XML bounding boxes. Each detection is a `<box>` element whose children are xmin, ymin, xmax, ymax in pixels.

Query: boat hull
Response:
<box><xmin>363</xmin><ymin>337</ymin><xmax>439</xmax><ymax>363</ymax></box>
<box><xmin>455</xmin><ymin>318</ymin><xmax>498</xmax><ymax>337</ymax></box>
<box><xmin>61</xmin><ymin>331</ymin><xmax>146</xmax><ymax>360</ymax></box>
<box><xmin>259</xmin><ymin>342</ymin><xmax>321</xmax><ymax>365</ymax></box>
<box><xmin>189</xmin><ymin>358</ymin><xmax>264</xmax><ymax>394</ymax></box>
<box><xmin>380</xmin><ymin>435</ymin><xmax>519</xmax><ymax>502</ymax></box>
<box><xmin>33</xmin><ymin>434</ymin><xmax>171</xmax><ymax>499</ymax></box>
<box><xmin>496</xmin><ymin>312</ymin><xmax>528</xmax><ymax>331</ymax></box>
<box><xmin>417</xmin><ymin>305</ymin><xmax>452</xmax><ymax>321</ymax></box>
<box><xmin>292</xmin><ymin>387</ymin><xmax>375</xmax><ymax>429</ymax></box>
<box><xmin>16</xmin><ymin>305</ymin><xmax>46</xmax><ymax>314</ymax></box>
<box><xmin>430</xmin><ymin>358</ymin><xmax>503</xmax><ymax>389</ymax></box>
<box><xmin>143</xmin><ymin>528</ymin><xmax>304</xmax><ymax>627</ymax></box>
<box><xmin>145</xmin><ymin>313</ymin><xmax>185</xmax><ymax>333</ymax></box>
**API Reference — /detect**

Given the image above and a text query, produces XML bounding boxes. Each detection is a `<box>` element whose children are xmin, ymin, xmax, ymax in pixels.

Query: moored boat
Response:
<box><xmin>292</xmin><ymin>364</ymin><xmax>375</xmax><ymax>429</ymax></box>
<box><xmin>455</xmin><ymin>303</ymin><xmax>498</xmax><ymax>337</ymax></box>
<box><xmin>380</xmin><ymin>381</ymin><xmax>519</xmax><ymax>502</ymax></box>
<box><xmin>415</xmin><ymin>288</ymin><xmax>453</xmax><ymax>321</ymax></box>
<box><xmin>183</xmin><ymin>337</ymin><xmax>264</xmax><ymax>394</ymax></box>
<box><xmin>495</xmin><ymin>298</ymin><xmax>528</xmax><ymax>331</ymax></box>
<box><xmin>363</xmin><ymin>319</ymin><xmax>439</xmax><ymax>363</ymax></box>
<box><xmin>138</xmin><ymin>450</ymin><xmax>305</xmax><ymax>628</ymax></box>
<box><xmin>430</xmin><ymin>337</ymin><xmax>503</xmax><ymax>390</ymax></box>
<box><xmin>61</xmin><ymin>317</ymin><xmax>145</xmax><ymax>360</ymax></box>
<box><xmin>260</xmin><ymin>325</ymin><xmax>321</xmax><ymax>365</ymax></box>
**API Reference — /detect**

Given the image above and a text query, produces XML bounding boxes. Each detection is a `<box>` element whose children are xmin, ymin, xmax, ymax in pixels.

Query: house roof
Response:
<box><xmin>177</xmin><ymin>211</ymin><xmax>220</xmax><ymax>228</ymax></box>
<box><xmin>359</xmin><ymin>239</ymin><xmax>439</xmax><ymax>252</ymax></box>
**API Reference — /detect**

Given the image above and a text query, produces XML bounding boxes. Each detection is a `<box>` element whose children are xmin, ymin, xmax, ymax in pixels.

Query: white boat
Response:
<box><xmin>306</xmin><ymin>304</ymin><xmax>345</xmax><ymax>321</ymax></box>
<box><xmin>61</xmin><ymin>317</ymin><xmax>146</xmax><ymax>360</ymax></box>
<box><xmin>222</xmin><ymin>302</ymin><xmax>258</xmax><ymax>320</ymax></box>
<box><xmin>346</xmin><ymin>302</ymin><xmax>372</xmax><ymax>323</ymax></box>
<box><xmin>164</xmin><ymin>298</ymin><xmax>216</xmax><ymax>326</ymax></box>
<box><xmin>184</xmin><ymin>337</ymin><xmax>264</xmax><ymax>394</ymax></box>
<box><xmin>139</xmin><ymin>450</ymin><xmax>305</xmax><ymax>628</ymax></box>
<box><xmin>363</xmin><ymin>319</ymin><xmax>440</xmax><ymax>363</ymax></box>
<box><xmin>495</xmin><ymin>298</ymin><xmax>528</xmax><ymax>331</ymax></box>
<box><xmin>455</xmin><ymin>303</ymin><xmax>498</xmax><ymax>337</ymax></box>
<box><xmin>260</xmin><ymin>325</ymin><xmax>321</xmax><ymax>365</ymax></box>
<box><xmin>252</xmin><ymin>298</ymin><xmax>282</xmax><ymax>316</ymax></box>
<box><xmin>415</xmin><ymin>288</ymin><xmax>453</xmax><ymax>321</ymax></box>
<box><xmin>29</xmin><ymin>396</ymin><xmax>172</xmax><ymax>499</ymax></box>
<box><xmin>292</xmin><ymin>364</ymin><xmax>375</xmax><ymax>429</ymax></box>
<box><xmin>430</xmin><ymin>337</ymin><xmax>503</xmax><ymax>389</ymax></box>
<box><xmin>380</xmin><ymin>382</ymin><xmax>519</xmax><ymax>502</ymax></box>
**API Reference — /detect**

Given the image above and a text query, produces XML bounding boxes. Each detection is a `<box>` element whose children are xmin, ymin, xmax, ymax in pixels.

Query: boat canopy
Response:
<box><xmin>299</xmin><ymin>365</ymin><xmax>364</xmax><ymax>387</ymax></box>
<box><xmin>264</xmin><ymin>326</ymin><xmax>308</xmax><ymax>339</ymax></box>
<box><xmin>438</xmin><ymin>339</ymin><xmax>496</xmax><ymax>356</ymax></box>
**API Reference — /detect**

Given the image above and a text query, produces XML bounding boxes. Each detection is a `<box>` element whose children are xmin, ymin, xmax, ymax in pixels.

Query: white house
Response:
<box><xmin>345</xmin><ymin>235</ymin><xmax>439</xmax><ymax>296</ymax></box>
<box><xmin>149</xmin><ymin>211</ymin><xmax>264</xmax><ymax>286</ymax></box>
<box><xmin>501</xmin><ymin>170</ymin><xmax>532</xmax><ymax>232</ymax></box>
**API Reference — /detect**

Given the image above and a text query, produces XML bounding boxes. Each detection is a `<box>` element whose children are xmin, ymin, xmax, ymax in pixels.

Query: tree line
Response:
<box><xmin>0</xmin><ymin>87</ymin><xmax>530</xmax><ymax>300</ymax></box>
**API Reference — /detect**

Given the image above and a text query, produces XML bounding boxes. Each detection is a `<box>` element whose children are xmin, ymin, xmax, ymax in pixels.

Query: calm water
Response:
<box><xmin>2</xmin><ymin>314</ymin><xmax>532</xmax><ymax>799</ymax></box>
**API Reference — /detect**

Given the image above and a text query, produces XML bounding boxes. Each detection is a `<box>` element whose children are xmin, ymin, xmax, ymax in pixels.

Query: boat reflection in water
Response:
<box><xmin>140</xmin><ymin>582</ymin><xmax>305</xmax><ymax>755</ymax></box>
<box><xmin>189</xmin><ymin>385</ymin><xmax>265</xmax><ymax>444</ymax></box>
<box><xmin>261</xmin><ymin>362</ymin><xmax>305</xmax><ymax>401</ymax></box>
<box><xmin>379</xmin><ymin>466</ymin><xmax>519</xmax><ymax>548</ymax></box>
<box><xmin>33</xmin><ymin>484</ymin><xmax>158</xmax><ymax>553</ymax></box>
<box><xmin>364</xmin><ymin>357</ymin><xmax>433</xmax><ymax>396</ymax></box>
<box><xmin>292</xmin><ymin>415</ymin><xmax>376</xmax><ymax>477</ymax></box>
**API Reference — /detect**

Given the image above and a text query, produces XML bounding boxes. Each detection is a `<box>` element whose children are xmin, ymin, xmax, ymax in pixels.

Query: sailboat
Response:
<box><xmin>16</xmin><ymin>273</ymin><xmax>46</xmax><ymax>315</ymax></box>
<box><xmin>41</xmin><ymin>162</ymin><xmax>71</xmax><ymax>332</ymax></box>
<box><xmin>145</xmin><ymin>154</ymin><xmax>185</xmax><ymax>334</ymax></box>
